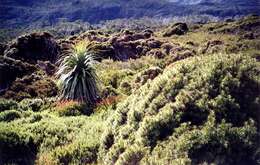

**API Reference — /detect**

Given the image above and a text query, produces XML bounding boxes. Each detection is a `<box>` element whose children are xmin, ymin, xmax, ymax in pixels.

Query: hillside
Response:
<box><xmin>1</xmin><ymin>0</ymin><xmax>260</xmax><ymax>28</ymax></box>
<box><xmin>0</xmin><ymin>15</ymin><xmax>260</xmax><ymax>165</ymax></box>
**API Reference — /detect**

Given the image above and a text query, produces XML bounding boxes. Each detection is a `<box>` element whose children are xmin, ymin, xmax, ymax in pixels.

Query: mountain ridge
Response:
<box><xmin>1</xmin><ymin>0</ymin><xmax>260</xmax><ymax>28</ymax></box>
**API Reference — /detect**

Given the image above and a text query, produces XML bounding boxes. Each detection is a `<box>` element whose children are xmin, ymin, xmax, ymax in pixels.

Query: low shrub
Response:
<box><xmin>119</xmin><ymin>81</ymin><xmax>132</xmax><ymax>95</ymax></box>
<box><xmin>55</xmin><ymin>100</ymin><xmax>93</xmax><ymax>116</ymax></box>
<box><xmin>0</xmin><ymin>98</ymin><xmax>18</xmax><ymax>112</ymax></box>
<box><xmin>19</xmin><ymin>98</ymin><xmax>45</xmax><ymax>112</ymax></box>
<box><xmin>3</xmin><ymin>74</ymin><xmax>58</xmax><ymax>101</ymax></box>
<box><xmin>0</xmin><ymin>124</ymin><xmax>37</xmax><ymax>165</ymax></box>
<box><xmin>99</xmin><ymin>69</ymin><xmax>134</xmax><ymax>89</ymax></box>
<box><xmin>0</xmin><ymin>110</ymin><xmax>22</xmax><ymax>122</ymax></box>
<box><xmin>49</xmin><ymin>140</ymin><xmax>99</xmax><ymax>164</ymax></box>
<box><xmin>99</xmin><ymin>53</ymin><xmax>260</xmax><ymax>164</ymax></box>
<box><xmin>147</xmin><ymin>114</ymin><xmax>259</xmax><ymax>165</ymax></box>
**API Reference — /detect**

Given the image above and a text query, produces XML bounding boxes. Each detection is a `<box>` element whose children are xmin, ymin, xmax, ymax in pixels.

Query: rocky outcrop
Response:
<box><xmin>86</xmin><ymin>42</ymin><xmax>115</xmax><ymax>60</ymax></box>
<box><xmin>0</xmin><ymin>56</ymin><xmax>36</xmax><ymax>93</ymax></box>
<box><xmin>61</xmin><ymin>29</ymin><xmax>160</xmax><ymax>61</ymax></box>
<box><xmin>163</xmin><ymin>23</ymin><xmax>189</xmax><ymax>37</ymax></box>
<box><xmin>108</xmin><ymin>31</ymin><xmax>161</xmax><ymax>60</ymax></box>
<box><xmin>0</xmin><ymin>32</ymin><xmax>61</xmax><ymax>97</ymax></box>
<box><xmin>4</xmin><ymin>32</ymin><xmax>60</xmax><ymax>64</ymax></box>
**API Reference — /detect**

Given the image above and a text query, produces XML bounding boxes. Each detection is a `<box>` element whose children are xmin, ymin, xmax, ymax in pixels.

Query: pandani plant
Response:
<box><xmin>56</xmin><ymin>41</ymin><xmax>99</xmax><ymax>104</ymax></box>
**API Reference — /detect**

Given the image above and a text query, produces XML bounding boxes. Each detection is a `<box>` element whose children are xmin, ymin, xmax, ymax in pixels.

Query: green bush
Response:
<box><xmin>36</xmin><ymin>109</ymin><xmax>109</xmax><ymax>164</ymax></box>
<box><xmin>0</xmin><ymin>105</ymin><xmax>110</xmax><ymax>164</ymax></box>
<box><xmin>0</xmin><ymin>99</ymin><xmax>18</xmax><ymax>112</ymax></box>
<box><xmin>0</xmin><ymin>110</ymin><xmax>22</xmax><ymax>122</ymax></box>
<box><xmin>55</xmin><ymin>101</ymin><xmax>93</xmax><ymax>116</ymax></box>
<box><xmin>19</xmin><ymin>98</ymin><xmax>45</xmax><ymax>112</ymax></box>
<box><xmin>99</xmin><ymin>68</ymin><xmax>134</xmax><ymax>89</ymax></box>
<box><xmin>0</xmin><ymin>124</ymin><xmax>37</xmax><ymax>165</ymax></box>
<box><xmin>28</xmin><ymin>113</ymin><xmax>43</xmax><ymax>123</ymax></box>
<box><xmin>99</xmin><ymin>53</ymin><xmax>260</xmax><ymax>165</ymax></box>
<box><xmin>147</xmin><ymin>114</ymin><xmax>259</xmax><ymax>165</ymax></box>
<box><xmin>49</xmin><ymin>140</ymin><xmax>99</xmax><ymax>164</ymax></box>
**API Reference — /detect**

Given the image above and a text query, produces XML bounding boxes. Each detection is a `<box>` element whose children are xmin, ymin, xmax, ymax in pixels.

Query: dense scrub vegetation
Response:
<box><xmin>100</xmin><ymin>53</ymin><xmax>260</xmax><ymax>164</ymax></box>
<box><xmin>0</xmin><ymin>15</ymin><xmax>260</xmax><ymax>165</ymax></box>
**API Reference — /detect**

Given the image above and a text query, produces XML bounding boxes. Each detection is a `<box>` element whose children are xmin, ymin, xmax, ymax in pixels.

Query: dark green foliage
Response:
<box><xmin>0</xmin><ymin>108</ymin><xmax>110</xmax><ymax>165</ymax></box>
<box><xmin>0</xmin><ymin>110</ymin><xmax>22</xmax><ymax>122</ymax></box>
<box><xmin>187</xmin><ymin>120</ymin><xmax>258</xmax><ymax>165</ymax></box>
<box><xmin>101</xmin><ymin>86</ymin><xmax>119</xmax><ymax>98</ymax></box>
<box><xmin>0</xmin><ymin>125</ymin><xmax>37</xmax><ymax>165</ymax></box>
<box><xmin>50</xmin><ymin>140</ymin><xmax>99</xmax><ymax>164</ymax></box>
<box><xmin>0</xmin><ymin>99</ymin><xmax>18</xmax><ymax>112</ymax></box>
<box><xmin>19</xmin><ymin>98</ymin><xmax>45</xmax><ymax>112</ymax></box>
<box><xmin>148</xmin><ymin>115</ymin><xmax>259</xmax><ymax>165</ymax></box>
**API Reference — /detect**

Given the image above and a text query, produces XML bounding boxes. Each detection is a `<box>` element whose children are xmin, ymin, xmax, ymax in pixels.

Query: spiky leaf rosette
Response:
<box><xmin>57</xmin><ymin>42</ymin><xmax>99</xmax><ymax>104</ymax></box>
